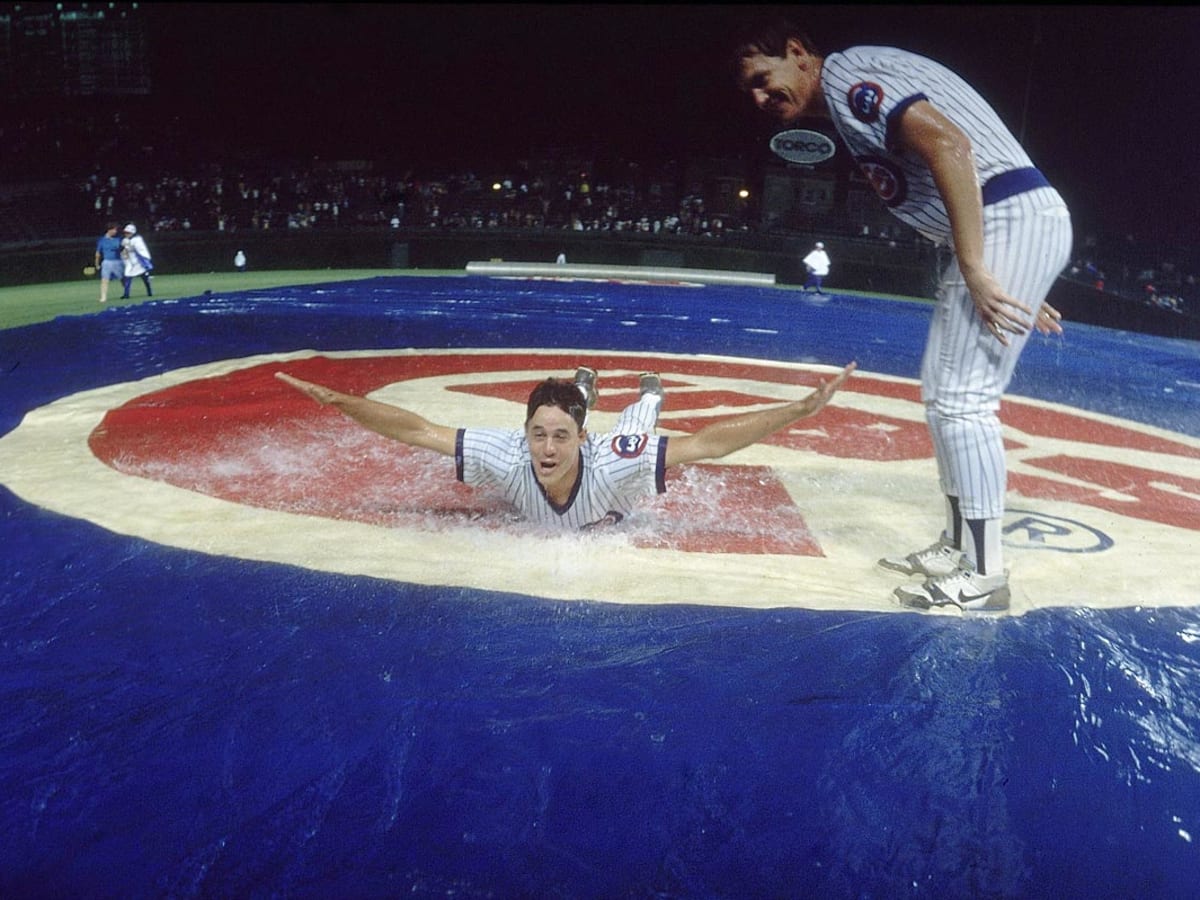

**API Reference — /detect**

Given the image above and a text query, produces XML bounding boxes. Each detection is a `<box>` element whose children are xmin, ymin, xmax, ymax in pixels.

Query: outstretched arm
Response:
<box><xmin>898</xmin><ymin>101</ymin><xmax>1063</xmax><ymax>343</ymax></box>
<box><xmin>664</xmin><ymin>362</ymin><xmax>855</xmax><ymax>467</ymax></box>
<box><xmin>275</xmin><ymin>372</ymin><xmax>458</xmax><ymax>456</ymax></box>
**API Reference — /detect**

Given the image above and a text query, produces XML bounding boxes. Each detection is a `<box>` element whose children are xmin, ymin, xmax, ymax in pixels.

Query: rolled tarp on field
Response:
<box><xmin>465</xmin><ymin>260</ymin><xmax>776</xmax><ymax>286</ymax></box>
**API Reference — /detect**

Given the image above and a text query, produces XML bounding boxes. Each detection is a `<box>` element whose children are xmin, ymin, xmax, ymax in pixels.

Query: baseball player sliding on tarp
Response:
<box><xmin>276</xmin><ymin>362</ymin><xmax>854</xmax><ymax>532</ymax></box>
<box><xmin>732</xmin><ymin>18</ymin><xmax>1073</xmax><ymax>612</ymax></box>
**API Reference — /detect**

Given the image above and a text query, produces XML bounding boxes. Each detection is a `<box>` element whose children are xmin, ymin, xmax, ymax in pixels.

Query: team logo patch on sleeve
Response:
<box><xmin>611</xmin><ymin>433</ymin><xmax>649</xmax><ymax>459</ymax></box>
<box><xmin>848</xmin><ymin>81</ymin><xmax>884</xmax><ymax>123</ymax></box>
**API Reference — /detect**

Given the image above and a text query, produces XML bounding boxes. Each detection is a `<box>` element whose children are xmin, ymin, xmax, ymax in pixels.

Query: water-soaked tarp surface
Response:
<box><xmin>1</xmin><ymin>275</ymin><xmax>1198</xmax><ymax>897</ymax></box>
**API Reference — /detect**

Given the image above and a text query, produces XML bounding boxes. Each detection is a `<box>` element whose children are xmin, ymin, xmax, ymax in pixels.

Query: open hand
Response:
<box><xmin>965</xmin><ymin>269</ymin><xmax>1036</xmax><ymax>347</ymax></box>
<box><xmin>802</xmin><ymin>361</ymin><xmax>856</xmax><ymax>415</ymax></box>
<box><xmin>275</xmin><ymin>371</ymin><xmax>339</xmax><ymax>405</ymax></box>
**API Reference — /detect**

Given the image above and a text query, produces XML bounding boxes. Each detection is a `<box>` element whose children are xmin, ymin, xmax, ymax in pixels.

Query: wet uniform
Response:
<box><xmin>820</xmin><ymin>46</ymin><xmax>1073</xmax><ymax>523</ymax></box>
<box><xmin>456</xmin><ymin>395</ymin><xmax>668</xmax><ymax>529</ymax></box>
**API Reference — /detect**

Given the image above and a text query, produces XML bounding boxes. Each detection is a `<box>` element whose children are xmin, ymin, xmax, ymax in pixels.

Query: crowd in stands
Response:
<box><xmin>71</xmin><ymin>164</ymin><xmax>1200</xmax><ymax>318</ymax></box>
<box><xmin>79</xmin><ymin>159</ymin><xmax>1198</xmax><ymax>318</ymax></box>
<box><xmin>1063</xmin><ymin>236</ymin><xmax>1198</xmax><ymax>318</ymax></box>
<box><xmin>4</xmin><ymin>105</ymin><xmax>1197</xmax><ymax>318</ymax></box>
<box><xmin>78</xmin><ymin>163</ymin><xmax>748</xmax><ymax>241</ymax></box>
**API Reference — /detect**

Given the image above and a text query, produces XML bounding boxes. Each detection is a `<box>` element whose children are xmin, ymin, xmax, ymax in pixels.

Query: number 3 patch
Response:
<box><xmin>611</xmin><ymin>433</ymin><xmax>649</xmax><ymax>458</ymax></box>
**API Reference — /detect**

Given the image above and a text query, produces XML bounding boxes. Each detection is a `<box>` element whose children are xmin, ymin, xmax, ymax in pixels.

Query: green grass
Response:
<box><xmin>0</xmin><ymin>269</ymin><xmax>464</xmax><ymax>331</ymax></box>
<box><xmin>1</xmin><ymin>266</ymin><xmax>924</xmax><ymax>332</ymax></box>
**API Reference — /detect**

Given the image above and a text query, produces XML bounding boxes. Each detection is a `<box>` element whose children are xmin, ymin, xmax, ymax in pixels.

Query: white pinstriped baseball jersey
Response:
<box><xmin>819</xmin><ymin>44</ymin><xmax>1072</xmax><ymax>530</ymax></box>
<box><xmin>820</xmin><ymin>46</ymin><xmax>1038</xmax><ymax>246</ymax></box>
<box><xmin>455</xmin><ymin>427</ymin><xmax>668</xmax><ymax>530</ymax></box>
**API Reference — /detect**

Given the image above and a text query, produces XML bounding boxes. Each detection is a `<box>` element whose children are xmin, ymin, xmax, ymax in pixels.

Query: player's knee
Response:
<box><xmin>926</xmin><ymin>393</ymin><xmax>1000</xmax><ymax>421</ymax></box>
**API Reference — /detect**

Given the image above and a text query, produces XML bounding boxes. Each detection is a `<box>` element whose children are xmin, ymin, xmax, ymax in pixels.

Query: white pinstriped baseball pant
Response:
<box><xmin>609</xmin><ymin>391</ymin><xmax>662</xmax><ymax>435</ymax></box>
<box><xmin>921</xmin><ymin>186</ymin><xmax>1073</xmax><ymax>521</ymax></box>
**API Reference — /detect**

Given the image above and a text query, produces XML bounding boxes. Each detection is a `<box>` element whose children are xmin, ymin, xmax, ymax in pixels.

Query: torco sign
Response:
<box><xmin>769</xmin><ymin>129</ymin><xmax>836</xmax><ymax>164</ymax></box>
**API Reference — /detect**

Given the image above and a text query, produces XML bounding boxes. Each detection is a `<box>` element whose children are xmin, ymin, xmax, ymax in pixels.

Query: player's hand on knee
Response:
<box><xmin>980</xmin><ymin>295</ymin><xmax>1031</xmax><ymax>345</ymax></box>
<box><xmin>966</xmin><ymin>268</ymin><xmax>1042</xmax><ymax>345</ymax></box>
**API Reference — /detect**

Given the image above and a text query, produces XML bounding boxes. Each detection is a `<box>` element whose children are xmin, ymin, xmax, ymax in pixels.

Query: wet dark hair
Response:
<box><xmin>730</xmin><ymin>17</ymin><xmax>820</xmax><ymax>69</ymax></box>
<box><xmin>525</xmin><ymin>378</ymin><xmax>587</xmax><ymax>430</ymax></box>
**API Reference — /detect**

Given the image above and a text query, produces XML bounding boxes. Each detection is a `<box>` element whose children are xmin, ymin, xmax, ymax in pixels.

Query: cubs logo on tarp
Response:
<box><xmin>1</xmin><ymin>348</ymin><xmax>1196</xmax><ymax>612</ymax></box>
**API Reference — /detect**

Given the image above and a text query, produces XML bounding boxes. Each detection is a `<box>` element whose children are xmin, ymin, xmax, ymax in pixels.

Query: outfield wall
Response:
<box><xmin>0</xmin><ymin>228</ymin><xmax>938</xmax><ymax>296</ymax></box>
<box><xmin>1</xmin><ymin>228</ymin><xmax>1195</xmax><ymax>339</ymax></box>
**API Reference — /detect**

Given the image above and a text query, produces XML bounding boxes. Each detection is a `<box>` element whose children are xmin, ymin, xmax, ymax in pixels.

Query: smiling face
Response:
<box><xmin>525</xmin><ymin>404</ymin><xmax>586</xmax><ymax>501</ymax></box>
<box><xmin>736</xmin><ymin>38</ymin><xmax>825</xmax><ymax>124</ymax></box>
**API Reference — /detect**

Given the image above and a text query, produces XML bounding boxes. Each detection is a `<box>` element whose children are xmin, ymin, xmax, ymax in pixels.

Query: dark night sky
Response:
<box><xmin>146</xmin><ymin>4</ymin><xmax>1200</xmax><ymax>248</ymax></box>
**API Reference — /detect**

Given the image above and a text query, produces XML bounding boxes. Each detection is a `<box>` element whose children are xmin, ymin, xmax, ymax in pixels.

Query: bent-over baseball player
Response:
<box><xmin>733</xmin><ymin>19</ymin><xmax>1073</xmax><ymax>612</ymax></box>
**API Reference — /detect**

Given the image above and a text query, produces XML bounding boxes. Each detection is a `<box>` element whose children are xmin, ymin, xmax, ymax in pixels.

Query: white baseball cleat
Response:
<box><xmin>878</xmin><ymin>535</ymin><xmax>964</xmax><ymax>578</ymax></box>
<box><xmin>894</xmin><ymin>560</ymin><xmax>1011</xmax><ymax>613</ymax></box>
<box><xmin>574</xmin><ymin>366</ymin><xmax>599</xmax><ymax>409</ymax></box>
<box><xmin>638</xmin><ymin>372</ymin><xmax>664</xmax><ymax>399</ymax></box>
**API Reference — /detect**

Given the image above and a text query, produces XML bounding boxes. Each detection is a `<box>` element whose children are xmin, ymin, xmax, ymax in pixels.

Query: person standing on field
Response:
<box><xmin>732</xmin><ymin>18</ymin><xmax>1072</xmax><ymax>612</ymax></box>
<box><xmin>94</xmin><ymin>222</ymin><xmax>123</xmax><ymax>304</ymax></box>
<box><xmin>120</xmin><ymin>223</ymin><xmax>154</xmax><ymax>299</ymax></box>
<box><xmin>802</xmin><ymin>241</ymin><xmax>831</xmax><ymax>294</ymax></box>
